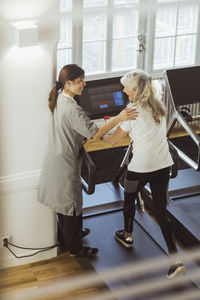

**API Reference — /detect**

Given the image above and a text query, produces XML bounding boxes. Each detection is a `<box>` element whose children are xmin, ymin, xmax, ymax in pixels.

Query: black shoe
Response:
<box><xmin>57</xmin><ymin>244</ymin><xmax>66</xmax><ymax>256</ymax></box>
<box><xmin>115</xmin><ymin>230</ymin><xmax>133</xmax><ymax>248</ymax></box>
<box><xmin>81</xmin><ymin>228</ymin><xmax>90</xmax><ymax>238</ymax></box>
<box><xmin>69</xmin><ymin>246</ymin><xmax>98</xmax><ymax>258</ymax></box>
<box><xmin>167</xmin><ymin>263</ymin><xmax>185</xmax><ymax>279</ymax></box>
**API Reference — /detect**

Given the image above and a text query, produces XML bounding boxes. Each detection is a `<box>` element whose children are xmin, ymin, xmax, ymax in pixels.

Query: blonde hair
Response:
<box><xmin>121</xmin><ymin>70</ymin><xmax>166</xmax><ymax>125</ymax></box>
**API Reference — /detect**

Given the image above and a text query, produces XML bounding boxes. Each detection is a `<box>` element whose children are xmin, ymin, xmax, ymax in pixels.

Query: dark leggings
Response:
<box><xmin>123</xmin><ymin>167</ymin><xmax>177</xmax><ymax>255</ymax></box>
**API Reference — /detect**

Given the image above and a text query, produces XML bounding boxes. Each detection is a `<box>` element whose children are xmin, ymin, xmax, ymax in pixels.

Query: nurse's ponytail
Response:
<box><xmin>48</xmin><ymin>81</ymin><xmax>61</xmax><ymax>112</ymax></box>
<box><xmin>48</xmin><ymin>64</ymin><xmax>85</xmax><ymax>113</ymax></box>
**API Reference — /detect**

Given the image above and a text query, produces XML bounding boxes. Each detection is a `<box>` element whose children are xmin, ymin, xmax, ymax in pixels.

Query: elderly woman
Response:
<box><xmin>102</xmin><ymin>69</ymin><xmax>185</xmax><ymax>279</ymax></box>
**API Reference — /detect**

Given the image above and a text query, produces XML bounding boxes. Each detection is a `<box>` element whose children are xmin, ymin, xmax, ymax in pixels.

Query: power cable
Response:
<box><xmin>3</xmin><ymin>238</ymin><xmax>59</xmax><ymax>259</ymax></box>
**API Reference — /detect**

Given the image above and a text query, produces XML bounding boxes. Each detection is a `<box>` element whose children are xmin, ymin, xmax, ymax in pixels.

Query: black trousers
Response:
<box><xmin>123</xmin><ymin>167</ymin><xmax>177</xmax><ymax>255</ymax></box>
<box><xmin>57</xmin><ymin>211</ymin><xmax>82</xmax><ymax>254</ymax></box>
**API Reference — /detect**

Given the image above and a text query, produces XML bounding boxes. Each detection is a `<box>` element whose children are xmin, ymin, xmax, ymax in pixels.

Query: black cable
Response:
<box><xmin>7</xmin><ymin>240</ymin><xmax>59</xmax><ymax>251</ymax></box>
<box><xmin>5</xmin><ymin>244</ymin><xmax>57</xmax><ymax>259</ymax></box>
<box><xmin>3</xmin><ymin>240</ymin><xmax>60</xmax><ymax>259</ymax></box>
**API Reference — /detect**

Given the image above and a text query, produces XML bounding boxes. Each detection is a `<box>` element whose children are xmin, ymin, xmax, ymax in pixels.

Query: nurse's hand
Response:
<box><xmin>118</xmin><ymin>108</ymin><xmax>138</xmax><ymax>121</ymax></box>
<box><xmin>82</xmin><ymin>138</ymin><xmax>88</xmax><ymax>145</ymax></box>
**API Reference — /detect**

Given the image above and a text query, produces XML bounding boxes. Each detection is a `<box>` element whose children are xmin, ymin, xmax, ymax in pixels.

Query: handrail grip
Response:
<box><xmin>80</xmin><ymin>147</ymin><xmax>96</xmax><ymax>195</ymax></box>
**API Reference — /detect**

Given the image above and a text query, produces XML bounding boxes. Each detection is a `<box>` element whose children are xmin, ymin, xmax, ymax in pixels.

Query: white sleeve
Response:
<box><xmin>120</xmin><ymin>120</ymin><xmax>132</xmax><ymax>132</ymax></box>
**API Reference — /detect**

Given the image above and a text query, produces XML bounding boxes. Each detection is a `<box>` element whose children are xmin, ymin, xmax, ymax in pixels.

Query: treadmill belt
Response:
<box><xmin>84</xmin><ymin>211</ymin><xmax>163</xmax><ymax>269</ymax></box>
<box><xmin>174</xmin><ymin>195</ymin><xmax>200</xmax><ymax>226</ymax></box>
<box><xmin>168</xmin><ymin>195</ymin><xmax>200</xmax><ymax>244</ymax></box>
<box><xmin>78</xmin><ymin>211</ymin><xmax>196</xmax><ymax>300</ymax></box>
<box><xmin>168</xmin><ymin>168</ymin><xmax>200</xmax><ymax>196</ymax></box>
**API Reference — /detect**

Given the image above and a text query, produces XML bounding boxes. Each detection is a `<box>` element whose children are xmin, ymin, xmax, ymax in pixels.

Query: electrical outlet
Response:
<box><xmin>0</xmin><ymin>235</ymin><xmax>10</xmax><ymax>248</ymax></box>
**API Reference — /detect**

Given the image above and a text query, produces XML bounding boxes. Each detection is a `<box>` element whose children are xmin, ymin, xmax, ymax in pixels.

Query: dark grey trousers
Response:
<box><xmin>57</xmin><ymin>210</ymin><xmax>82</xmax><ymax>254</ymax></box>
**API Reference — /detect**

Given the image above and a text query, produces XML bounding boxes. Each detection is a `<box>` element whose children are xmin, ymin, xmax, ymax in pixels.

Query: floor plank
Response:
<box><xmin>0</xmin><ymin>252</ymin><xmax>103</xmax><ymax>300</ymax></box>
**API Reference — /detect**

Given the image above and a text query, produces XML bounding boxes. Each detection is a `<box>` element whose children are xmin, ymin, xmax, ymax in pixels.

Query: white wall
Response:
<box><xmin>0</xmin><ymin>0</ymin><xmax>59</xmax><ymax>268</ymax></box>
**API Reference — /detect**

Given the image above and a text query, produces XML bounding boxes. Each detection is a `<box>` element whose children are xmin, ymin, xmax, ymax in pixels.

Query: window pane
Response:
<box><xmin>83</xmin><ymin>41</ymin><xmax>105</xmax><ymax>74</ymax></box>
<box><xmin>114</xmin><ymin>0</ymin><xmax>139</xmax><ymax>4</ymax></box>
<box><xmin>60</xmin><ymin>0</ymin><xmax>72</xmax><ymax>12</ymax></box>
<box><xmin>83</xmin><ymin>12</ymin><xmax>107</xmax><ymax>42</ymax></box>
<box><xmin>113</xmin><ymin>9</ymin><xmax>138</xmax><ymax>38</ymax></box>
<box><xmin>59</xmin><ymin>17</ymin><xmax>72</xmax><ymax>47</ymax></box>
<box><xmin>112</xmin><ymin>38</ymin><xmax>137</xmax><ymax>71</ymax></box>
<box><xmin>177</xmin><ymin>3</ymin><xmax>198</xmax><ymax>35</ymax></box>
<box><xmin>175</xmin><ymin>35</ymin><xmax>196</xmax><ymax>67</ymax></box>
<box><xmin>155</xmin><ymin>6</ymin><xmax>177</xmax><ymax>37</ymax></box>
<box><xmin>153</xmin><ymin>37</ymin><xmax>175</xmax><ymax>70</ymax></box>
<box><xmin>84</xmin><ymin>0</ymin><xmax>107</xmax><ymax>8</ymax></box>
<box><xmin>157</xmin><ymin>0</ymin><xmax>178</xmax><ymax>3</ymax></box>
<box><xmin>57</xmin><ymin>49</ymin><xmax>72</xmax><ymax>73</ymax></box>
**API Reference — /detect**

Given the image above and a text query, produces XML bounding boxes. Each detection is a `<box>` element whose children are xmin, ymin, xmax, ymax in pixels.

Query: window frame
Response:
<box><xmin>148</xmin><ymin>0</ymin><xmax>200</xmax><ymax>78</ymax></box>
<box><xmin>58</xmin><ymin>0</ymin><xmax>200</xmax><ymax>80</ymax></box>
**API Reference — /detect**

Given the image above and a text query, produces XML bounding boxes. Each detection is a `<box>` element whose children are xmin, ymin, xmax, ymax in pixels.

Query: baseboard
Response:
<box><xmin>0</xmin><ymin>247</ymin><xmax>57</xmax><ymax>269</ymax></box>
<box><xmin>0</xmin><ymin>169</ymin><xmax>41</xmax><ymax>195</ymax></box>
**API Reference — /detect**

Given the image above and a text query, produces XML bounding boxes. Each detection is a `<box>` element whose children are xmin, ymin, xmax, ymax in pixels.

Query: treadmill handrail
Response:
<box><xmin>112</xmin><ymin>142</ymin><xmax>133</xmax><ymax>185</ymax></box>
<box><xmin>80</xmin><ymin>147</ymin><xmax>96</xmax><ymax>195</ymax></box>
<box><xmin>168</xmin><ymin>141</ymin><xmax>179</xmax><ymax>178</ymax></box>
<box><xmin>176</xmin><ymin>112</ymin><xmax>200</xmax><ymax>146</ymax></box>
<box><xmin>112</xmin><ymin>139</ymin><xmax>178</xmax><ymax>185</ymax></box>
<box><xmin>164</xmin><ymin>69</ymin><xmax>200</xmax><ymax>171</ymax></box>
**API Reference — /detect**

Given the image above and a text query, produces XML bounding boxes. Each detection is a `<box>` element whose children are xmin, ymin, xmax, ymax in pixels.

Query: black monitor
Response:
<box><xmin>165</xmin><ymin>66</ymin><xmax>200</xmax><ymax>106</ymax></box>
<box><xmin>75</xmin><ymin>76</ymin><xmax>128</xmax><ymax>119</ymax></box>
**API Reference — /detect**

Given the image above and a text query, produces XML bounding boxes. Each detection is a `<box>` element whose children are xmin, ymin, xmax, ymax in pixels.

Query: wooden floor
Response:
<box><xmin>0</xmin><ymin>252</ymin><xmax>102</xmax><ymax>300</ymax></box>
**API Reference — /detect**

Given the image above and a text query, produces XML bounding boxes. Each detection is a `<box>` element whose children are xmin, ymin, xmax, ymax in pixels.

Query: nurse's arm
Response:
<box><xmin>92</xmin><ymin>108</ymin><xmax>137</xmax><ymax>140</ymax></box>
<box><xmin>102</xmin><ymin>126</ymin><xmax>128</xmax><ymax>146</ymax></box>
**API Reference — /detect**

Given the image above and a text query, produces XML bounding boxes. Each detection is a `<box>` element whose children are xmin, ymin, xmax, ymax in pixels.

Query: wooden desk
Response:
<box><xmin>169</xmin><ymin>124</ymin><xmax>200</xmax><ymax>139</ymax></box>
<box><xmin>84</xmin><ymin>136</ymin><xmax>130</xmax><ymax>152</ymax></box>
<box><xmin>84</xmin><ymin>124</ymin><xmax>200</xmax><ymax>152</ymax></box>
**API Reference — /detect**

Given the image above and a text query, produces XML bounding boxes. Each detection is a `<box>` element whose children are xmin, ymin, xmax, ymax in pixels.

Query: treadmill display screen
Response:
<box><xmin>165</xmin><ymin>66</ymin><xmax>200</xmax><ymax>106</ymax></box>
<box><xmin>75</xmin><ymin>77</ymin><xmax>128</xmax><ymax>119</ymax></box>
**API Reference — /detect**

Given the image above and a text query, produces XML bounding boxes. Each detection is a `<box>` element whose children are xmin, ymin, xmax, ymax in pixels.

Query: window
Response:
<box><xmin>57</xmin><ymin>0</ymin><xmax>72</xmax><ymax>73</ymax></box>
<box><xmin>153</xmin><ymin>0</ymin><xmax>200</xmax><ymax>72</ymax></box>
<box><xmin>58</xmin><ymin>0</ymin><xmax>200</xmax><ymax>78</ymax></box>
<box><xmin>82</xmin><ymin>0</ymin><xmax>140</xmax><ymax>74</ymax></box>
<box><xmin>82</xmin><ymin>1</ymin><xmax>108</xmax><ymax>74</ymax></box>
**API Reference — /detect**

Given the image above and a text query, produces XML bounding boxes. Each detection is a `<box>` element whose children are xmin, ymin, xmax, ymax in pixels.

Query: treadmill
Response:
<box><xmin>79</xmin><ymin>74</ymin><xmax>200</xmax><ymax>298</ymax></box>
<box><xmin>81</xmin><ymin>150</ymin><xmax>200</xmax><ymax>299</ymax></box>
<box><xmin>141</xmin><ymin>66</ymin><xmax>200</xmax><ymax>249</ymax></box>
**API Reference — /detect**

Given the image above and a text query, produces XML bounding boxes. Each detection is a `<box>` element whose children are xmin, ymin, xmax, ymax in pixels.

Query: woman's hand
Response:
<box><xmin>92</xmin><ymin>108</ymin><xmax>137</xmax><ymax>141</ymax></box>
<box><xmin>118</xmin><ymin>108</ymin><xmax>138</xmax><ymax>122</ymax></box>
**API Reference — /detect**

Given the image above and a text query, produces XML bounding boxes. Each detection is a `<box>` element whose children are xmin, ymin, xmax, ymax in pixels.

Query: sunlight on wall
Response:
<box><xmin>0</xmin><ymin>0</ymin><xmax>55</xmax><ymax>20</ymax></box>
<box><xmin>6</xmin><ymin>44</ymin><xmax>42</xmax><ymax>60</ymax></box>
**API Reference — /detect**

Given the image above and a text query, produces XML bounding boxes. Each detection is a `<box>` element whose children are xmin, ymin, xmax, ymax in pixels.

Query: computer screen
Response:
<box><xmin>75</xmin><ymin>77</ymin><xmax>128</xmax><ymax>119</ymax></box>
<box><xmin>165</xmin><ymin>66</ymin><xmax>200</xmax><ymax>106</ymax></box>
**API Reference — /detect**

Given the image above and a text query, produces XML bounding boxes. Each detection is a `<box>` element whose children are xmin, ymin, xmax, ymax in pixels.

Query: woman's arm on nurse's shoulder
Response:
<box><xmin>92</xmin><ymin>108</ymin><xmax>137</xmax><ymax>140</ymax></box>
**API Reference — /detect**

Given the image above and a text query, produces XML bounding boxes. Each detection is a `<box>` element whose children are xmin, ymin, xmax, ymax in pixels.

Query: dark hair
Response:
<box><xmin>48</xmin><ymin>64</ymin><xmax>85</xmax><ymax>112</ymax></box>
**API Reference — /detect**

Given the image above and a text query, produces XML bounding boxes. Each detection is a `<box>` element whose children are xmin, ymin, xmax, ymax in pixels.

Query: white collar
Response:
<box><xmin>62</xmin><ymin>93</ymin><xmax>76</xmax><ymax>103</ymax></box>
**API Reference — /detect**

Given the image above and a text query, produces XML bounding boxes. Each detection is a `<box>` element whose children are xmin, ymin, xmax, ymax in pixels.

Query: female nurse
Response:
<box><xmin>38</xmin><ymin>64</ymin><xmax>137</xmax><ymax>258</ymax></box>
